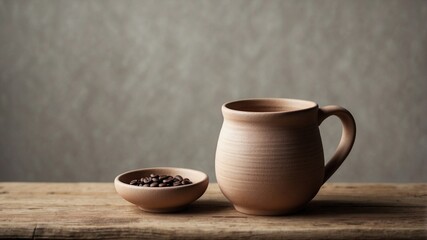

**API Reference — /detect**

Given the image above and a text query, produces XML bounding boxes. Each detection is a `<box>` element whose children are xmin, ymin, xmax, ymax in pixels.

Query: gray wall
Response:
<box><xmin>1</xmin><ymin>0</ymin><xmax>426</xmax><ymax>182</ymax></box>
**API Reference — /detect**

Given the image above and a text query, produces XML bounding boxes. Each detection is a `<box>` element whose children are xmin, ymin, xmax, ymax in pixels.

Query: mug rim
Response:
<box><xmin>223</xmin><ymin>98</ymin><xmax>318</xmax><ymax>115</ymax></box>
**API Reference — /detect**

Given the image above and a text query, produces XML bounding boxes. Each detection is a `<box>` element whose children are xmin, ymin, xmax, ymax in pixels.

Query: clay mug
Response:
<box><xmin>215</xmin><ymin>98</ymin><xmax>356</xmax><ymax>215</ymax></box>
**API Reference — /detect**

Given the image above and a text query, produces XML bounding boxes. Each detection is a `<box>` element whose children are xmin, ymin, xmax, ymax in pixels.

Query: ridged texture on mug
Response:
<box><xmin>215</xmin><ymin>100</ymin><xmax>325</xmax><ymax>215</ymax></box>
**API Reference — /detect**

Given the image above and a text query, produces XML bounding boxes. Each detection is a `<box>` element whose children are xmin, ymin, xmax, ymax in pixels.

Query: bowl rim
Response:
<box><xmin>114</xmin><ymin>167</ymin><xmax>209</xmax><ymax>190</ymax></box>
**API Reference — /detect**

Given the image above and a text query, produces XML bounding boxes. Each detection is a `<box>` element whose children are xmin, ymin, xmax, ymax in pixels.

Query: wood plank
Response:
<box><xmin>0</xmin><ymin>183</ymin><xmax>426</xmax><ymax>239</ymax></box>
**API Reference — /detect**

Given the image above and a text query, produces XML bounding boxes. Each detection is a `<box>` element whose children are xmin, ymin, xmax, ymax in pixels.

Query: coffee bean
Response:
<box><xmin>182</xmin><ymin>179</ymin><xmax>192</xmax><ymax>185</ymax></box>
<box><xmin>143</xmin><ymin>177</ymin><xmax>151</xmax><ymax>184</ymax></box>
<box><xmin>163</xmin><ymin>176</ymin><xmax>174</xmax><ymax>183</ymax></box>
<box><xmin>129</xmin><ymin>173</ymin><xmax>192</xmax><ymax>187</ymax></box>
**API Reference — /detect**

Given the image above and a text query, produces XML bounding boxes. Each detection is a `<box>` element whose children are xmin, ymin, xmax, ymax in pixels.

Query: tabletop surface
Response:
<box><xmin>0</xmin><ymin>182</ymin><xmax>426</xmax><ymax>239</ymax></box>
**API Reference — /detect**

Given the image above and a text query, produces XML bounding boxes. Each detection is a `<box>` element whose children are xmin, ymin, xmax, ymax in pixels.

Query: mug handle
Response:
<box><xmin>318</xmin><ymin>105</ymin><xmax>356</xmax><ymax>183</ymax></box>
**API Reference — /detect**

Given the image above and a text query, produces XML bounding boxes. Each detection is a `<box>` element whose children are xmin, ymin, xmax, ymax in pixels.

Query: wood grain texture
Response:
<box><xmin>0</xmin><ymin>183</ymin><xmax>426</xmax><ymax>239</ymax></box>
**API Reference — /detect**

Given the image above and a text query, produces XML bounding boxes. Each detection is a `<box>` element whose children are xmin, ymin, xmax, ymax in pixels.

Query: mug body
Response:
<box><xmin>215</xmin><ymin>98</ymin><xmax>324</xmax><ymax>215</ymax></box>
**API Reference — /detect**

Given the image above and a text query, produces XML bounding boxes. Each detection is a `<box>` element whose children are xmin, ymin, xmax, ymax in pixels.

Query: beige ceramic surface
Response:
<box><xmin>114</xmin><ymin>167</ymin><xmax>209</xmax><ymax>213</ymax></box>
<box><xmin>215</xmin><ymin>98</ymin><xmax>356</xmax><ymax>215</ymax></box>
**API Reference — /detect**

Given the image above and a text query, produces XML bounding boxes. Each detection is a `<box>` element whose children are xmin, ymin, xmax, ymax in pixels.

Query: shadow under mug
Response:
<box><xmin>215</xmin><ymin>98</ymin><xmax>356</xmax><ymax>215</ymax></box>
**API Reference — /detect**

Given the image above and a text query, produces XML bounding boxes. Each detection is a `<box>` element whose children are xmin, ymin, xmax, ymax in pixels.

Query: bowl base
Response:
<box><xmin>234</xmin><ymin>205</ymin><xmax>303</xmax><ymax>216</ymax></box>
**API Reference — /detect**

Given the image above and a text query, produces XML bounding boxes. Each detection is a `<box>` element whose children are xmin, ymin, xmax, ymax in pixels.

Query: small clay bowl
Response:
<box><xmin>114</xmin><ymin>167</ymin><xmax>209</xmax><ymax>213</ymax></box>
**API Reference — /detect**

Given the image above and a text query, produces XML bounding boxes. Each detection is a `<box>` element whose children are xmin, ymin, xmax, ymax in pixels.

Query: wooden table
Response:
<box><xmin>0</xmin><ymin>183</ymin><xmax>426</xmax><ymax>239</ymax></box>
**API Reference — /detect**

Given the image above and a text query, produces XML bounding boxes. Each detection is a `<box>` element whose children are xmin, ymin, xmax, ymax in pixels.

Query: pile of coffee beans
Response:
<box><xmin>129</xmin><ymin>174</ymin><xmax>192</xmax><ymax>187</ymax></box>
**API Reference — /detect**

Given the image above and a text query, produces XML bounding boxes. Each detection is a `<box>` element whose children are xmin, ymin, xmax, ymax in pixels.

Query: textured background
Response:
<box><xmin>1</xmin><ymin>0</ymin><xmax>426</xmax><ymax>182</ymax></box>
